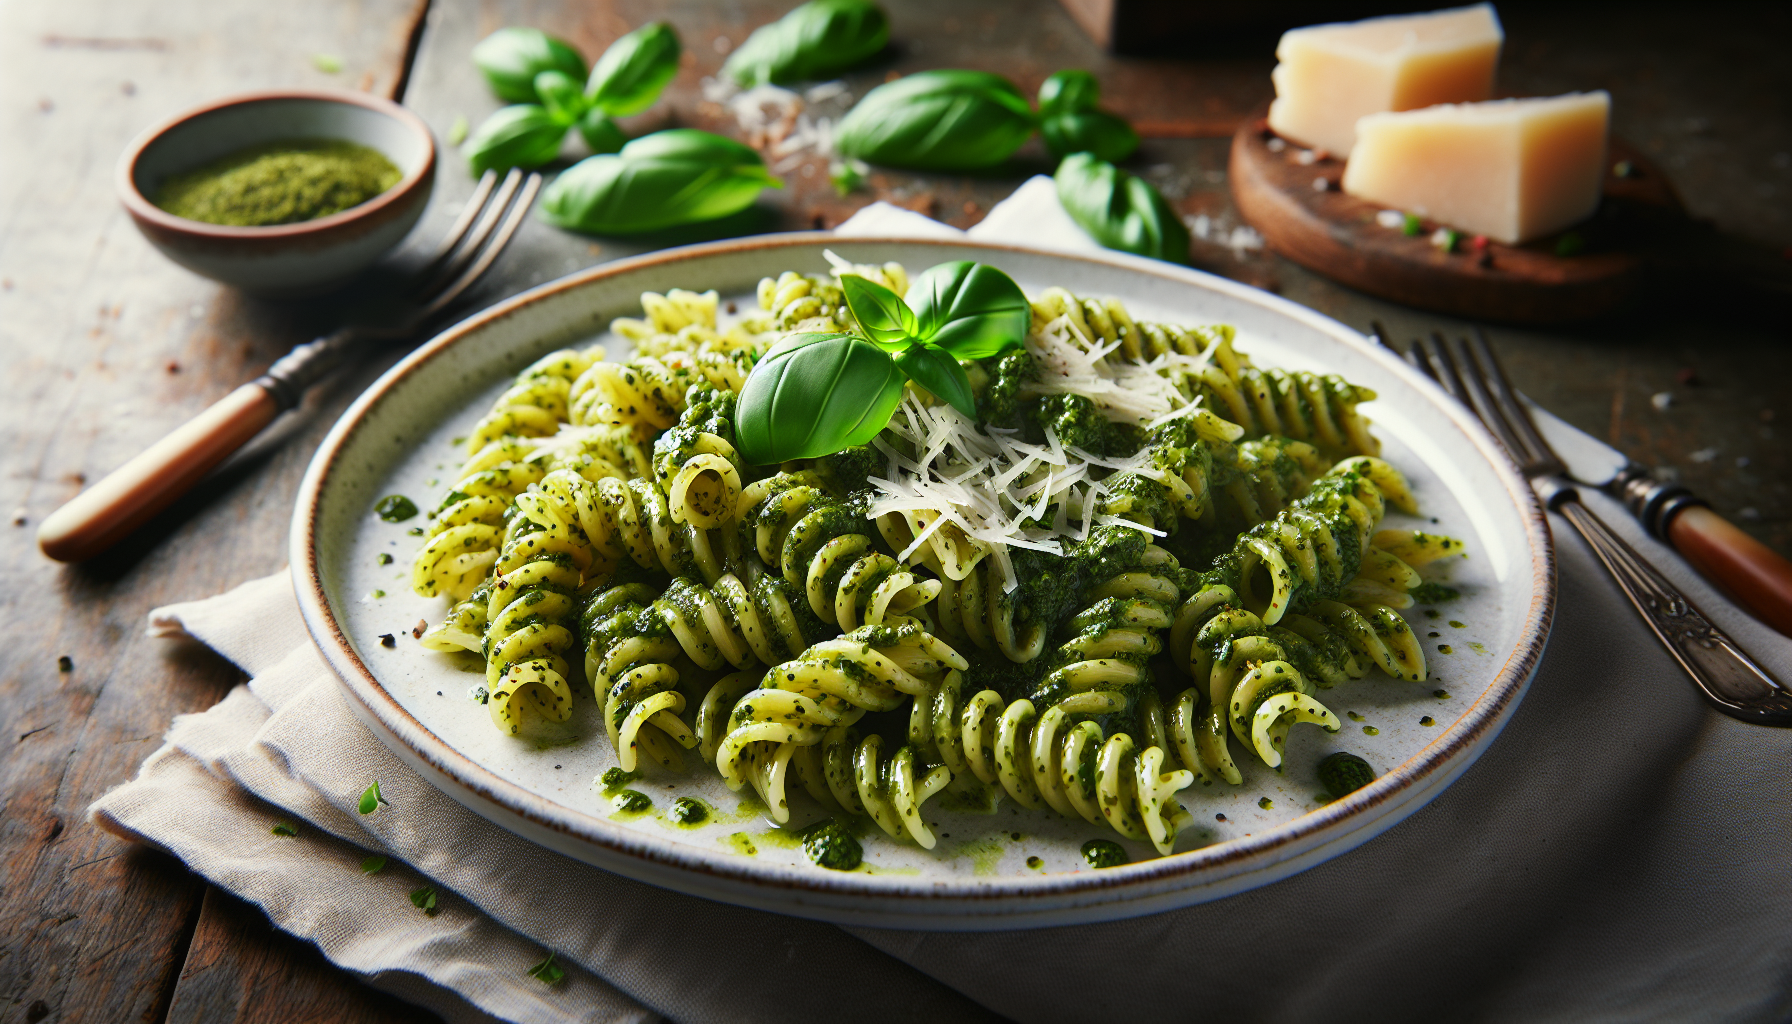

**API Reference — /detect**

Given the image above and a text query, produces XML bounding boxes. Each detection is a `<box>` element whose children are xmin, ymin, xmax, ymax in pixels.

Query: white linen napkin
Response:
<box><xmin>93</xmin><ymin>183</ymin><xmax>1792</xmax><ymax>1024</ymax></box>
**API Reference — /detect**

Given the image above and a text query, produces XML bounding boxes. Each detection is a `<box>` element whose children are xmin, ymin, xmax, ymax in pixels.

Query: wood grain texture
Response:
<box><xmin>2</xmin><ymin>2</ymin><xmax>1790</xmax><ymax>1023</ymax></box>
<box><xmin>164</xmin><ymin>888</ymin><xmax>440</xmax><ymax>1024</ymax></box>
<box><xmin>1230</xmin><ymin>114</ymin><xmax>1680</xmax><ymax>324</ymax></box>
<box><xmin>0</xmin><ymin>0</ymin><xmax>425</xmax><ymax>1022</ymax></box>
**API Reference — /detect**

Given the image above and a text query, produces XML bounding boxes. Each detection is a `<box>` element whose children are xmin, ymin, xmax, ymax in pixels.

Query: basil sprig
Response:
<box><xmin>1038</xmin><ymin>70</ymin><xmax>1138</xmax><ymax>163</ymax></box>
<box><xmin>722</xmin><ymin>0</ymin><xmax>890</xmax><ymax>86</ymax></box>
<box><xmin>464</xmin><ymin>23</ymin><xmax>680</xmax><ymax>176</ymax></box>
<box><xmin>539</xmin><ymin>129</ymin><xmax>780</xmax><ymax>234</ymax></box>
<box><xmin>1055</xmin><ymin>152</ymin><xmax>1189</xmax><ymax>264</ymax></box>
<box><xmin>472</xmin><ymin>28</ymin><xmax>587</xmax><ymax>104</ymax></box>
<box><xmin>736</xmin><ymin>260</ymin><xmax>1028</xmax><ymax>464</ymax></box>
<box><xmin>835</xmin><ymin>70</ymin><xmax>1036</xmax><ymax>171</ymax></box>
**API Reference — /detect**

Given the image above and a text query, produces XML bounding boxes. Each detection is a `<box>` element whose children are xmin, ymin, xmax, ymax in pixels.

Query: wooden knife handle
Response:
<box><xmin>36</xmin><ymin>382</ymin><xmax>280</xmax><ymax>562</ymax></box>
<box><xmin>1668</xmin><ymin>505</ymin><xmax>1792</xmax><ymax>637</ymax></box>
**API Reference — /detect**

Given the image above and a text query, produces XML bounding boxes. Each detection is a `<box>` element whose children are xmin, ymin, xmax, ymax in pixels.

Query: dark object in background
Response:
<box><xmin>1055</xmin><ymin>0</ymin><xmax>1401</xmax><ymax>53</ymax></box>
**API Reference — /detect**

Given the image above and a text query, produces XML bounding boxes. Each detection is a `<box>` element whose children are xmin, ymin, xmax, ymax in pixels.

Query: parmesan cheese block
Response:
<box><xmin>1342</xmin><ymin>92</ymin><xmax>1610</xmax><ymax>245</ymax></box>
<box><xmin>1268</xmin><ymin>4</ymin><xmax>1503</xmax><ymax>157</ymax></box>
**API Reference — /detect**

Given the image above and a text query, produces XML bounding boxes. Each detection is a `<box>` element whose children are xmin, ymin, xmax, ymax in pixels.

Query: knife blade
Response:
<box><xmin>1520</xmin><ymin>394</ymin><xmax>1629</xmax><ymax>486</ymax></box>
<box><xmin>1516</xmin><ymin>393</ymin><xmax>1792</xmax><ymax>636</ymax></box>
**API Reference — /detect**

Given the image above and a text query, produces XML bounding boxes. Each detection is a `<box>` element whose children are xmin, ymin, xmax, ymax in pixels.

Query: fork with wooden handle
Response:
<box><xmin>36</xmin><ymin>168</ymin><xmax>543</xmax><ymax>564</ymax></box>
<box><xmin>1384</xmin><ymin>326</ymin><xmax>1791</xmax><ymax>725</ymax></box>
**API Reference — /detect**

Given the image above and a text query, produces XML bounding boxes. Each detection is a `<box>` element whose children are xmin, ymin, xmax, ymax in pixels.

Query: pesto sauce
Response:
<box><xmin>1410</xmin><ymin>582</ymin><xmax>1461</xmax><ymax>604</ymax></box>
<box><xmin>374</xmin><ymin>495</ymin><xmax>418</xmax><ymax>522</ymax></box>
<box><xmin>1080</xmin><ymin>839</ymin><xmax>1128</xmax><ymax>869</ymax></box>
<box><xmin>802</xmin><ymin>820</ymin><xmax>862</xmax><ymax>871</ymax></box>
<box><xmin>156</xmin><ymin>138</ymin><xmax>402</xmax><ymax>227</ymax></box>
<box><xmin>1317</xmin><ymin>752</ymin><xmax>1374</xmax><ymax>798</ymax></box>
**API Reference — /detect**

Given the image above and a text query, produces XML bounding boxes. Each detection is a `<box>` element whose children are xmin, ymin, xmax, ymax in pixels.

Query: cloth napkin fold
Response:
<box><xmin>93</xmin><ymin>183</ymin><xmax>1792</xmax><ymax>1024</ymax></box>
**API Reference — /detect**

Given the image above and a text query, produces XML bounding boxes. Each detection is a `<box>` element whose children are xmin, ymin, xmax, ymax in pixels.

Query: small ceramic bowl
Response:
<box><xmin>117</xmin><ymin>89</ymin><xmax>436</xmax><ymax>296</ymax></box>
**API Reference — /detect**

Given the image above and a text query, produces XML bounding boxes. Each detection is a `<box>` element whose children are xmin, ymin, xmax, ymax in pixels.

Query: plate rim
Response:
<box><xmin>290</xmin><ymin>232</ymin><xmax>1555</xmax><ymax>924</ymax></box>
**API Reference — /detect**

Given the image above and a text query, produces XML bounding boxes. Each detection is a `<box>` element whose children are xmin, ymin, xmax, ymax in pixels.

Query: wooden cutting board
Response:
<box><xmin>1229</xmin><ymin>106</ymin><xmax>1683</xmax><ymax>324</ymax></box>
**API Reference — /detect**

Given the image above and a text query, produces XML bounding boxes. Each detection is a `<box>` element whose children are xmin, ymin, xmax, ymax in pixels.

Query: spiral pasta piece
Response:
<box><xmin>535</xmin><ymin>470</ymin><xmax>727</xmax><ymax>585</ymax></box>
<box><xmin>465</xmin><ymin>348</ymin><xmax>604</xmax><ymax>456</ymax></box>
<box><xmin>479</xmin><ymin>490</ymin><xmax>592</xmax><ymax>736</ymax></box>
<box><xmin>790</xmin><ymin>728</ymin><xmax>952</xmax><ymax>848</ymax></box>
<box><xmin>653</xmin><ymin>385</ymin><xmax>745</xmax><ymax>531</ymax></box>
<box><xmin>737</xmin><ymin>473</ymin><xmax>942</xmax><ymax>631</ymax></box>
<box><xmin>756</xmin><ymin>260</ymin><xmax>908</xmax><ymax>333</ymax></box>
<box><xmin>1029</xmin><ymin>287</ymin><xmax>1380</xmax><ymax>457</ymax></box>
<box><xmin>716</xmin><ymin>624</ymin><xmax>967</xmax><ymax>822</ymax></box>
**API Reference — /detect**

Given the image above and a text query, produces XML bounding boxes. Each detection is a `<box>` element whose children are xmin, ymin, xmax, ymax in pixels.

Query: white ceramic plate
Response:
<box><xmin>293</xmin><ymin>235</ymin><xmax>1553</xmax><ymax>930</ymax></box>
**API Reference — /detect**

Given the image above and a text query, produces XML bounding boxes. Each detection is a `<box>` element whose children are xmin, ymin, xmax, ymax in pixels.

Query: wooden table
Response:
<box><xmin>3</xmin><ymin>2</ymin><xmax>1786</xmax><ymax>1020</ymax></box>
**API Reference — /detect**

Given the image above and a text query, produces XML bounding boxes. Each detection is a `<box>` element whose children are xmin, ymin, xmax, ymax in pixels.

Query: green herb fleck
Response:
<box><xmin>1410</xmin><ymin>582</ymin><xmax>1460</xmax><ymax>604</ymax></box>
<box><xmin>312</xmin><ymin>53</ymin><xmax>343</xmax><ymax>74</ymax></box>
<box><xmin>1258</xmin><ymin>796</ymin><xmax>1274</xmax><ymax>810</ymax></box>
<box><xmin>1402</xmin><ymin>212</ymin><xmax>1422</xmax><ymax>236</ymax></box>
<box><xmin>407</xmin><ymin>527</ymin><xmax>425</xmax><ymax>536</ymax></box>
<box><xmin>802</xmin><ymin>819</ymin><xmax>863</xmax><ymax>871</ymax></box>
<box><xmin>1080</xmin><ymin>839</ymin><xmax>1127</xmax><ymax>869</ymax></box>
<box><xmin>359</xmin><ymin>781</ymin><xmax>389</xmax><ymax>815</ymax></box>
<box><xmin>371</xmin><ymin>589</ymin><xmax>386</xmax><ymax>599</ymax></box>
<box><xmin>1317</xmin><ymin>752</ymin><xmax>1375</xmax><ymax>798</ymax></box>
<box><xmin>447</xmin><ymin>115</ymin><xmax>470</xmax><ymax>147</ymax></box>
<box><xmin>1448</xmin><ymin>620</ymin><xmax>1466</xmax><ymax>628</ymax></box>
<box><xmin>1026</xmin><ymin>855</ymin><xmax>1044</xmax><ymax>870</ymax></box>
<box><xmin>374</xmin><ymin>495</ymin><xmax>419</xmax><ymax>522</ymax></box>
<box><xmin>1438</xmin><ymin>644</ymin><xmax>1453</xmax><ymax>655</ymax></box>
<box><xmin>271</xmin><ymin>821</ymin><xmax>299</xmax><ymax>837</ymax></box>
<box><xmin>409</xmin><ymin>886</ymin><xmax>438</xmax><ymax>915</ymax></box>
<box><xmin>612</xmin><ymin>789</ymin><xmax>651</xmax><ymax>814</ymax></box>
<box><xmin>469</xmin><ymin>685</ymin><xmax>490</xmax><ymax>704</ymax></box>
<box><xmin>669</xmin><ymin>797</ymin><xmax>709</xmax><ymax>825</ymax></box>
<box><xmin>526</xmin><ymin>951</ymin><xmax>566</xmax><ymax>985</ymax></box>
<box><xmin>1555</xmin><ymin>231</ymin><xmax>1586</xmax><ymax>257</ymax></box>
<box><xmin>57</xmin><ymin>655</ymin><xmax>73</xmax><ymax>672</ymax></box>
<box><xmin>1363</xmin><ymin>725</ymin><xmax>1380</xmax><ymax>736</ymax></box>
<box><xmin>599</xmin><ymin>767</ymin><xmax>639</xmax><ymax>789</ymax></box>
<box><xmin>360</xmin><ymin>855</ymin><xmax>388</xmax><ymax>875</ymax></box>
<box><xmin>1420</xmin><ymin>716</ymin><xmax>1436</xmax><ymax>726</ymax></box>
<box><xmin>376</xmin><ymin>552</ymin><xmax>393</xmax><ymax>565</ymax></box>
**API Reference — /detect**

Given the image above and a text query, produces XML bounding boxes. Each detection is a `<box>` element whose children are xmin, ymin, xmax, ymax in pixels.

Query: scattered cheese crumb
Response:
<box><xmin>1377</xmin><ymin>209</ymin><xmax>1406</xmax><ymax>229</ymax></box>
<box><xmin>1650</xmin><ymin>391</ymin><xmax>1673</xmax><ymax>411</ymax></box>
<box><xmin>1688</xmin><ymin>447</ymin><xmax>1719</xmax><ymax>464</ymax></box>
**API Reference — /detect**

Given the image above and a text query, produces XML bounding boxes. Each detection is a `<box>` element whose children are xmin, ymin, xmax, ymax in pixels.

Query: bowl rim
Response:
<box><xmin>291</xmin><ymin>234</ymin><xmax>1556</xmax><ymax>922</ymax></box>
<box><xmin>115</xmin><ymin>88</ymin><xmax>436</xmax><ymax>239</ymax></box>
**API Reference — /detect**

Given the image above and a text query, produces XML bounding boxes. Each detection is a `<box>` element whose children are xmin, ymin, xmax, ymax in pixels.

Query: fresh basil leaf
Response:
<box><xmin>836</xmin><ymin>70</ymin><xmax>1036</xmax><ymax>171</ymax></box>
<box><xmin>271</xmin><ymin>822</ymin><xmax>298</xmax><ymax>837</ymax></box>
<box><xmin>358</xmin><ymin>780</ymin><xmax>387</xmax><ymax>815</ymax></box>
<box><xmin>722</xmin><ymin>0</ymin><xmax>890</xmax><ymax>86</ymax></box>
<box><xmin>465</xmin><ymin>105</ymin><xmax>567</xmax><ymax>176</ymax></box>
<box><xmin>409</xmin><ymin>886</ymin><xmax>438</xmax><ymax>914</ymax></box>
<box><xmin>1042</xmin><ymin>109</ymin><xmax>1139</xmax><ymax>162</ymax></box>
<box><xmin>533</xmin><ymin>70</ymin><xmax>588</xmax><ymax>127</ymax></box>
<box><xmin>576</xmin><ymin>110</ymin><xmax>626</xmax><ymax>155</ymax></box>
<box><xmin>839</xmin><ymin>274</ymin><xmax>916</xmax><ymax>348</ymax></box>
<box><xmin>360</xmin><ymin>855</ymin><xmax>388</xmax><ymax>875</ymax></box>
<box><xmin>527</xmin><ymin>952</ymin><xmax>566</xmax><ymax>985</ymax></box>
<box><xmin>736</xmin><ymin>332</ymin><xmax>904</xmax><ymax>464</ymax></box>
<box><xmin>1055</xmin><ymin>152</ymin><xmax>1190</xmax><ymax>264</ymax></box>
<box><xmin>586</xmin><ymin>22</ymin><xmax>681</xmax><ymax>117</ymax></box>
<box><xmin>472</xmin><ymin>27</ymin><xmax>587</xmax><ymax>104</ymax></box>
<box><xmin>539</xmin><ymin>129</ymin><xmax>780</xmax><ymax>234</ymax></box>
<box><xmin>893</xmin><ymin>345</ymin><xmax>976</xmax><ymax>419</ymax></box>
<box><xmin>906</xmin><ymin>261</ymin><xmax>1030</xmax><ymax>359</ymax></box>
<box><xmin>1037</xmin><ymin>69</ymin><xmax>1100</xmax><ymax>116</ymax></box>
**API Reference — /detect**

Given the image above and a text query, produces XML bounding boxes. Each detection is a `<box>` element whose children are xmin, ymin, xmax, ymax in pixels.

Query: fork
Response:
<box><xmin>36</xmin><ymin>168</ymin><xmax>544</xmax><ymax>563</ymax></box>
<box><xmin>1380</xmin><ymin>326</ymin><xmax>1792</xmax><ymax>726</ymax></box>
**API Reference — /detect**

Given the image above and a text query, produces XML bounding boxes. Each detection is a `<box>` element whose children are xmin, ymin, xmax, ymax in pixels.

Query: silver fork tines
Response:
<box><xmin>1372</xmin><ymin>322</ymin><xmax>1791</xmax><ymax>725</ymax></box>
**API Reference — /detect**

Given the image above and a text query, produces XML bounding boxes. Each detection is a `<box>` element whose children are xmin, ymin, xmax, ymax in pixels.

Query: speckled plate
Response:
<box><xmin>292</xmin><ymin>235</ymin><xmax>1553</xmax><ymax>930</ymax></box>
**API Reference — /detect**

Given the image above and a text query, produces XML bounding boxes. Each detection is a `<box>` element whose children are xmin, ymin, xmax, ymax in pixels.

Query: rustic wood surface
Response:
<box><xmin>1</xmin><ymin>1</ymin><xmax>1786</xmax><ymax>1022</ymax></box>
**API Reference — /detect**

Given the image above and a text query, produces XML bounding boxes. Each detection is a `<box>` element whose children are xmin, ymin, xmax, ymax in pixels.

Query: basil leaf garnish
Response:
<box><xmin>722</xmin><ymin>0</ymin><xmax>890</xmax><ymax>86</ymax></box>
<box><xmin>839</xmin><ymin>273</ymin><xmax>917</xmax><ymax>350</ymax></box>
<box><xmin>736</xmin><ymin>332</ymin><xmax>905</xmax><ymax>464</ymax></box>
<box><xmin>893</xmin><ymin>345</ymin><xmax>976</xmax><ymax>419</ymax></box>
<box><xmin>585</xmin><ymin>22</ymin><xmax>681</xmax><ymax>117</ymax></box>
<box><xmin>1042</xmin><ymin>109</ymin><xmax>1139</xmax><ymax>163</ymax></box>
<box><xmin>1037</xmin><ymin>69</ymin><xmax>1100</xmax><ymax>117</ymax></box>
<box><xmin>465</xmin><ymin>105</ymin><xmax>567</xmax><ymax>176</ymax></box>
<box><xmin>1037</xmin><ymin>70</ymin><xmax>1137</xmax><ymax>162</ymax></box>
<box><xmin>539</xmin><ymin>129</ymin><xmax>781</xmax><ymax>234</ymax></box>
<box><xmin>472</xmin><ymin>27</ymin><xmax>587</xmax><ymax>104</ymax></box>
<box><xmin>576</xmin><ymin>110</ymin><xmax>626</xmax><ymax>155</ymax></box>
<box><xmin>907</xmin><ymin>260</ymin><xmax>1030</xmax><ymax>359</ymax></box>
<box><xmin>533</xmin><ymin>71</ymin><xmax>588</xmax><ymax>127</ymax></box>
<box><xmin>1055</xmin><ymin>152</ymin><xmax>1190</xmax><ymax>264</ymax></box>
<box><xmin>836</xmin><ymin>70</ymin><xmax>1036</xmax><ymax>171</ymax></box>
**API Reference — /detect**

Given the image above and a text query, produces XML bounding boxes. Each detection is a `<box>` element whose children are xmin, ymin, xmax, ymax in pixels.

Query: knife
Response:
<box><xmin>1522</xmin><ymin>395</ymin><xmax>1792</xmax><ymax>637</ymax></box>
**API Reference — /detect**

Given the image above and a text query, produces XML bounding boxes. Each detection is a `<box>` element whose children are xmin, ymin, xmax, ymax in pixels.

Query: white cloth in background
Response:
<box><xmin>92</xmin><ymin>184</ymin><xmax>1792</xmax><ymax>1024</ymax></box>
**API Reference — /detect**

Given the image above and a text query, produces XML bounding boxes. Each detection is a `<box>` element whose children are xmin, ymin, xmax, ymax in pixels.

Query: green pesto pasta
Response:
<box><xmin>406</xmin><ymin>258</ymin><xmax>1467</xmax><ymax>865</ymax></box>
